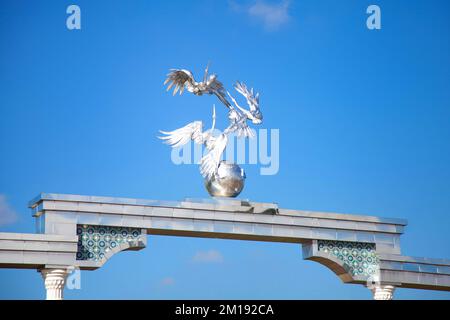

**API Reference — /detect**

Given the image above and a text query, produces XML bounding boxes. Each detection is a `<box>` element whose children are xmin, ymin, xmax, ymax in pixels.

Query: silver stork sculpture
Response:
<box><xmin>159</xmin><ymin>65</ymin><xmax>263</xmax><ymax>197</ymax></box>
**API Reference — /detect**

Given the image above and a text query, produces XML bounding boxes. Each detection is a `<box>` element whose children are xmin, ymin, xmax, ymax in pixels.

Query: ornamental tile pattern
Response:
<box><xmin>76</xmin><ymin>225</ymin><xmax>142</xmax><ymax>261</ymax></box>
<box><xmin>318</xmin><ymin>240</ymin><xmax>379</xmax><ymax>277</ymax></box>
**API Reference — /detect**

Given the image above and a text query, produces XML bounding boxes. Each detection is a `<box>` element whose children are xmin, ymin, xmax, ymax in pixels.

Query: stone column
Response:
<box><xmin>40</xmin><ymin>268</ymin><xmax>68</xmax><ymax>300</ymax></box>
<box><xmin>371</xmin><ymin>285</ymin><xmax>395</xmax><ymax>300</ymax></box>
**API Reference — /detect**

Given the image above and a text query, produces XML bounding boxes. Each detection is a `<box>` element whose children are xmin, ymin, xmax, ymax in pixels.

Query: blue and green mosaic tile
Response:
<box><xmin>76</xmin><ymin>225</ymin><xmax>142</xmax><ymax>261</ymax></box>
<box><xmin>318</xmin><ymin>240</ymin><xmax>379</xmax><ymax>277</ymax></box>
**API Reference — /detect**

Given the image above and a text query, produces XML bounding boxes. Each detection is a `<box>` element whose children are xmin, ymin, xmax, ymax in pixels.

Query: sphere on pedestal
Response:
<box><xmin>204</xmin><ymin>161</ymin><xmax>245</xmax><ymax>198</ymax></box>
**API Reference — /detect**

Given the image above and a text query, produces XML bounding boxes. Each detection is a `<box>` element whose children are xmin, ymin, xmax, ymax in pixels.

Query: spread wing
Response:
<box><xmin>234</xmin><ymin>81</ymin><xmax>259</xmax><ymax>112</ymax></box>
<box><xmin>208</xmin><ymin>76</ymin><xmax>229</xmax><ymax>106</ymax></box>
<box><xmin>208</xmin><ymin>77</ymin><xmax>225</xmax><ymax>95</ymax></box>
<box><xmin>200</xmin><ymin>134</ymin><xmax>228</xmax><ymax>179</ymax></box>
<box><xmin>158</xmin><ymin>121</ymin><xmax>204</xmax><ymax>148</ymax></box>
<box><xmin>164</xmin><ymin>69</ymin><xmax>195</xmax><ymax>96</ymax></box>
<box><xmin>213</xmin><ymin>89</ymin><xmax>232</xmax><ymax>109</ymax></box>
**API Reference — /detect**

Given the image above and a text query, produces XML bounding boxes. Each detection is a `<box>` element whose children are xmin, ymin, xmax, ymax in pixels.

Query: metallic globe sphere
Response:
<box><xmin>204</xmin><ymin>161</ymin><xmax>245</xmax><ymax>198</ymax></box>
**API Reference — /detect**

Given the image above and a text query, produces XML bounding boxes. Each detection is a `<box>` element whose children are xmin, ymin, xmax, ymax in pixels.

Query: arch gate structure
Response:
<box><xmin>1</xmin><ymin>193</ymin><xmax>449</xmax><ymax>299</ymax></box>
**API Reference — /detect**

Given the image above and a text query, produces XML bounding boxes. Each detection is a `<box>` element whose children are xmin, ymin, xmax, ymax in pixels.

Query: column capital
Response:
<box><xmin>371</xmin><ymin>285</ymin><xmax>395</xmax><ymax>300</ymax></box>
<box><xmin>40</xmin><ymin>268</ymin><xmax>69</xmax><ymax>300</ymax></box>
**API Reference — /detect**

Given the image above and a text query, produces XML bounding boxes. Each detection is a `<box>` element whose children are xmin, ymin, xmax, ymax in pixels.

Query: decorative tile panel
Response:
<box><xmin>76</xmin><ymin>225</ymin><xmax>142</xmax><ymax>261</ymax></box>
<box><xmin>318</xmin><ymin>240</ymin><xmax>379</xmax><ymax>278</ymax></box>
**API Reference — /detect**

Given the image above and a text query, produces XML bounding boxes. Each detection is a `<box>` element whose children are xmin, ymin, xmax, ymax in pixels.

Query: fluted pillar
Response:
<box><xmin>371</xmin><ymin>285</ymin><xmax>395</xmax><ymax>300</ymax></box>
<box><xmin>40</xmin><ymin>268</ymin><xmax>69</xmax><ymax>300</ymax></box>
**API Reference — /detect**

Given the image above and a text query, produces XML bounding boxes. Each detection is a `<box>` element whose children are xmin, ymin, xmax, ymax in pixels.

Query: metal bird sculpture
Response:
<box><xmin>159</xmin><ymin>65</ymin><xmax>263</xmax><ymax>184</ymax></box>
<box><xmin>164</xmin><ymin>64</ymin><xmax>232</xmax><ymax>108</ymax></box>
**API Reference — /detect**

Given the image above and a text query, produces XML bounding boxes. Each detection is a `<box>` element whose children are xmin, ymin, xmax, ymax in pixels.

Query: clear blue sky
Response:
<box><xmin>1</xmin><ymin>0</ymin><xmax>450</xmax><ymax>299</ymax></box>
